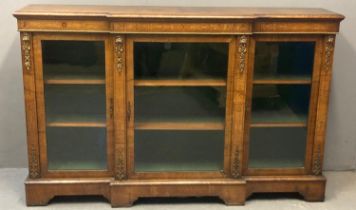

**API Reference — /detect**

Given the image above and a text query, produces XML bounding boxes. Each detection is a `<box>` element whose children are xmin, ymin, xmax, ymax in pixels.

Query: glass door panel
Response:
<box><xmin>135</xmin><ymin>87</ymin><xmax>226</xmax><ymax>126</ymax></box>
<box><xmin>135</xmin><ymin>131</ymin><xmax>224</xmax><ymax>172</ymax></box>
<box><xmin>249</xmin><ymin>127</ymin><xmax>307</xmax><ymax>168</ymax></box>
<box><xmin>134</xmin><ymin>42</ymin><xmax>228</xmax><ymax>80</ymax></box>
<box><xmin>254</xmin><ymin>42</ymin><xmax>315</xmax><ymax>81</ymax></box>
<box><xmin>248</xmin><ymin>41</ymin><xmax>315</xmax><ymax>170</ymax></box>
<box><xmin>252</xmin><ymin>85</ymin><xmax>311</xmax><ymax>124</ymax></box>
<box><xmin>42</xmin><ymin>40</ymin><xmax>107</xmax><ymax>171</ymax></box>
<box><xmin>45</xmin><ymin>85</ymin><xmax>106</xmax><ymax>126</ymax></box>
<box><xmin>47</xmin><ymin>127</ymin><xmax>106</xmax><ymax>170</ymax></box>
<box><xmin>133</xmin><ymin>41</ymin><xmax>229</xmax><ymax>173</ymax></box>
<box><xmin>42</xmin><ymin>41</ymin><xmax>105</xmax><ymax>81</ymax></box>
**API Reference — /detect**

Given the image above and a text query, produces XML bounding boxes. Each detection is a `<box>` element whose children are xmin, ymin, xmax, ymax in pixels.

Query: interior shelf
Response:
<box><xmin>253</xmin><ymin>75</ymin><xmax>311</xmax><ymax>84</ymax></box>
<box><xmin>44</xmin><ymin>74</ymin><xmax>105</xmax><ymax>85</ymax></box>
<box><xmin>46</xmin><ymin>115</ymin><xmax>106</xmax><ymax>127</ymax></box>
<box><xmin>135</xmin><ymin>118</ymin><xmax>225</xmax><ymax>130</ymax></box>
<box><xmin>250</xmin><ymin>122</ymin><xmax>307</xmax><ymax>128</ymax></box>
<box><xmin>134</xmin><ymin>79</ymin><xmax>226</xmax><ymax>87</ymax></box>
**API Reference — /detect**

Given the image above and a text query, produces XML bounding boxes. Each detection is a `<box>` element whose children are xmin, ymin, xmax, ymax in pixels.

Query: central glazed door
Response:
<box><xmin>125</xmin><ymin>35</ymin><xmax>242</xmax><ymax>179</ymax></box>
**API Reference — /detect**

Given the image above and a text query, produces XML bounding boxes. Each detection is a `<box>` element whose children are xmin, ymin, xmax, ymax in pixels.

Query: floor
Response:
<box><xmin>0</xmin><ymin>169</ymin><xmax>355</xmax><ymax>210</ymax></box>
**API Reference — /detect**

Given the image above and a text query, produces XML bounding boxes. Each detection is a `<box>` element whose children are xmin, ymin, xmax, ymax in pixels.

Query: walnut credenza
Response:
<box><xmin>14</xmin><ymin>5</ymin><xmax>344</xmax><ymax>207</ymax></box>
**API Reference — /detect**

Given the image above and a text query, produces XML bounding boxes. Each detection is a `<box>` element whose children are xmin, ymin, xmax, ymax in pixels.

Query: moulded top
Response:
<box><xmin>13</xmin><ymin>4</ymin><xmax>345</xmax><ymax>21</ymax></box>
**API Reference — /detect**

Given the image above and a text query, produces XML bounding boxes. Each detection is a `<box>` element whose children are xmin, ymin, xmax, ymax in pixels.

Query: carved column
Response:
<box><xmin>114</xmin><ymin>35</ymin><xmax>127</xmax><ymax>180</ymax></box>
<box><xmin>230</xmin><ymin>35</ymin><xmax>250</xmax><ymax>179</ymax></box>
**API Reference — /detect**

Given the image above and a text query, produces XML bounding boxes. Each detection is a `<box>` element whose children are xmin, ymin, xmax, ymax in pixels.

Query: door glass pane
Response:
<box><xmin>135</xmin><ymin>87</ymin><xmax>226</xmax><ymax>124</ymax></box>
<box><xmin>42</xmin><ymin>40</ymin><xmax>107</xmax><ymax>170</ymax></box>
<box><xmin>133</xmin><ymin>42</ymin><xmax>228</xmax><ymax>172</ymax></box>
<box><xmin>47</xmin><ymin>128</ymin><xmax>106</xmax><ymax>170</ymax></box>
<box><xmin>254</xmin><ymin>42</ymin><xmax>315</xmax><ymax>80</ymax></box>
<box><xmin>249</xmin><ymin>41</ymin><xmax>315</xmax><ymax>170</ymax></box>
<box><xmin>249</xmin><ymin>127</ymin><xmax>307</xmax><ymax>168</ymax></box>
<box><xmin>45</xmin><ymin>85</ymin><xmax>106</xmax><ymax>124</ymax></box>
<box><xmin>135</xmin><ymin>131</ymin><xmax>224</xmax><ymax>172</ymax></box>
<box><xmin>252</xmin><ymin>85</ymin><xmax>311</xmax><ymax>123</ymax></box>
<box><xmin>134</xmin><ymin>42</ymin><xmax>228</xmax><ymax>79</ymax></box>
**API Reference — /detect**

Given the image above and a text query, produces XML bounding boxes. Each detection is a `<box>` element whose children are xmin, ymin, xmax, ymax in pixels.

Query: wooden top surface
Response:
<box><xmin>14</xmin><ymin>5</ymin><xmax>344</xmax><ymax>20</ymax></box>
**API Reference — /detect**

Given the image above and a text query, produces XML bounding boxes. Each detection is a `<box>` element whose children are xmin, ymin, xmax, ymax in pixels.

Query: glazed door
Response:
<box><xmin>126</xmin><ymin>35</ymin><xmax>237</xmax><ymax>178</ymax></box>
<box><xmin>244</xmin><ymin>36</ymin><xmax>323</xmax><ymax>175</ymax></box>
<box><xmin>33</xmin><ymin>34</ymin><xmax>114</xmax><ymax>177</ymax></box>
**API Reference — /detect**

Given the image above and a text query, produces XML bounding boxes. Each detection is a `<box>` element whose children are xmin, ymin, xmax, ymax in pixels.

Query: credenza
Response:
<box><xmin>14</xmin><ymin>5</ymin><xmax>344</xmax><ymax>207</ymax></box>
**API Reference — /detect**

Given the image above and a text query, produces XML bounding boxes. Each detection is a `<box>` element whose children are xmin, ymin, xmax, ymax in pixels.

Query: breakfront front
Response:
<box><xmin>14</xmin><ymin>5</ymin><xmax>344</xmax><ymax>207</ymax></box>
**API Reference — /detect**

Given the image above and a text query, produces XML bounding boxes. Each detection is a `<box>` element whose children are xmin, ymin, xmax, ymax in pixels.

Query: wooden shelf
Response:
<box><xmin>44</xmin><ymin>75</ymin><xmax>105</xmax><ymax>85</ymax></box>
<box><xmin>253</xmin><ymin>75</ymin><xmax>311</xmax><ymax>85</ymax></box>
<box><xmin>251</xmin><ymin>111</ymin><xmax>308</xmax><ymax>128</ymax></box>
<box><xmin>46</xmin><ymin>115</ymin><xmax>106</xmax><ymax>128</ymax></box>
<box><xmin>250</xmin><ymin>122</ymin><xmax>307</xmax><ymax>128</ymax></box>
<box><xmin>135</xmin><ymin>119</ymin><xmax>225</xmax><ymax>130</ymax></box>
<box><xmin>47</xmin><ymin>121</ymin><xmax>106</xmax><ymax>127</ymax></box>
<box><xmin>134</xmin><ymin>79</ymin><xmax>226</xmax><ymax>87</ymax></box>
<box><xmin>253</xmin><ymin>79</ymin><xmax>311</xmax><ymax>85</ymax></box>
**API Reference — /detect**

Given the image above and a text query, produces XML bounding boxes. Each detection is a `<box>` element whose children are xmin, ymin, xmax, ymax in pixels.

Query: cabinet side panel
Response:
<box><xmin>312</xmin><ymin>35</ymin><xmax>336</xmax><ymax>176</ymax></box>
<box><xmin>20</xmin><ymin>32</ymin><xmax>40</xmax><ymax>179</ymax></box>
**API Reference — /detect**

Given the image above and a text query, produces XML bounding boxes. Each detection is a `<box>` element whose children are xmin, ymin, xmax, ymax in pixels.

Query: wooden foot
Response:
<box><xmin>219</xmin><ymin>186</ymin><xmax>246</xmax><ymax>205</ymax></box>
<box><xmin>246</xmin><ymin>176</ymin><xmax>326</xmax><ymax>203</ymax></box>
<box><xmin>110</xmin><ymin>185</ymin><xmax>137</xmax><ymax>208</ymax></box>
<box><xmin>110</xmin><ymin>194</ymin><xmax>137</xmax><ymax>207</ymax></box>
<box><xmin>25</xmin><ymin>184</ymin><xmax>54</xmax><ymax>206</ymax></box>
<box><xmin>25</xmin><ymin>177</ymin><xmax>111</xmax><ymax>206</ymax></box>
<box><xmin>220</xmin><ymin>195</ymin><xmax>245</xmax><ymax>205</ymax></box>
<box><xmin>300</xmin><ymin>183</ymin><xmax>326</xmax><ymax>202</ymax></box>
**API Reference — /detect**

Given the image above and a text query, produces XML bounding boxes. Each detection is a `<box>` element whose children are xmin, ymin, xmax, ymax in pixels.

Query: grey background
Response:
<box><xmin>0</xmin><ymin>0</ymin><xmax>355</xmax><ymax>170</ymax></box>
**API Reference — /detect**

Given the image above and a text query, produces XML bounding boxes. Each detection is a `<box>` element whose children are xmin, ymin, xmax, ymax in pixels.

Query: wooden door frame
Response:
<box><xmin>32</xmin><ymin>33</ymin><xmax>114</xmax><ymax>178</ymax></box>
<box><xmin>242</xmin><ymin>35</ymin><xmax>324</xmax><ymax>176</ymax></box>
<box><xmin>124</xmin><ymin>34</ymin><xmax>238</xmax><ymax>179</ymax></box>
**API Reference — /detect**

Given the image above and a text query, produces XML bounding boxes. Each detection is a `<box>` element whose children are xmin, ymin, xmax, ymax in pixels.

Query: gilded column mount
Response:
<box><xmin>29</xmin><ymin>144</ymin><xmax>40</xmax><ymax>179</ymax></box>
<box><xmin>312</xmin><ymin>145</ymin><xmax>322</xmax><ymax>176</ymax></box>
<box><xmin>21</xmin><ymin>32</ymin><xmax>32</xmax><ymax>71</ymax></box>
<box><xmin>115</xmin><ymin>35</ymin><xmax>125</xmax><ymax>72</ymax></box>
<box><xmin>115</xmin><ymin>154</ymin><xmax>126</xmax><ymax>180</ymax></box>
<box><xmin>231</xmin><ymin>148</ymin><xmax>241</xmax><ymax>178</ymax></box>
<box><xmin>324</xmin><ymin>36</ymin><xmax>335</xmax><ymax>72</ymax></box>
<box><xmin>238</xmin><ymin>35</ymin><xmax>248</xmax><ymax>73</ymax></box>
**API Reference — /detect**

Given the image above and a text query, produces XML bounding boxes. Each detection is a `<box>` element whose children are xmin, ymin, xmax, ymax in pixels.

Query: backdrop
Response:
<box><xmin>0</xmin><ymin>0</ymin><xmax>355</xmax><ymax>170</ymax></box>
